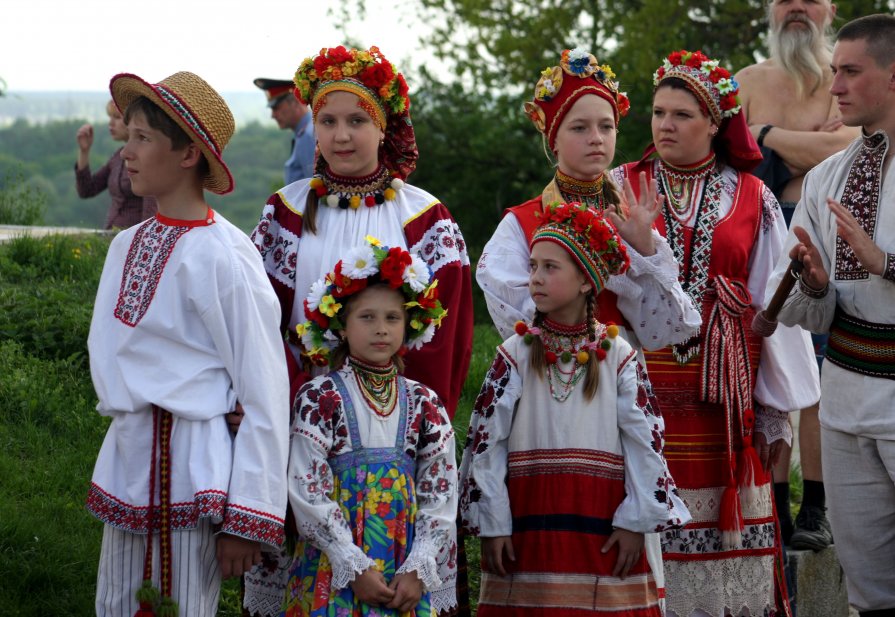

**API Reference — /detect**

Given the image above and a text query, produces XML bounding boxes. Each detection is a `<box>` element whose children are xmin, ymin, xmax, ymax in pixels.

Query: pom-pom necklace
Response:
<box><xmin>515</xmin><ymin>318</ymin><xmax>618</xmax><ymax>402</ymax></box>
<box><xmin>309</xmin><ymin>164</ymin><xmax>404</xmax><ymax>210</ymax></box>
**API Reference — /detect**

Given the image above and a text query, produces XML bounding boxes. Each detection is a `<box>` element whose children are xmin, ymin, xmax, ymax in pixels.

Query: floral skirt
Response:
<box><xmin>283</xmin><ymin>461</ymin><xmax>432</xmax><ymax>617</ymax></box>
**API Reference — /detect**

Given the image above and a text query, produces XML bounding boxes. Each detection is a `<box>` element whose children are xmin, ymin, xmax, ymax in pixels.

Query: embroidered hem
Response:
<box><xmin>86</xmin><ymin>483</ymin><xmax>284</xmax><ymax>547</ymax></box>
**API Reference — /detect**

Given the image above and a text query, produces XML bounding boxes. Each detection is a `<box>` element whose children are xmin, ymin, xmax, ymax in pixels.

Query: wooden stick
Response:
<box><xmin>752</xmin><ymin>259</ymin><xmax>803</xmax><ymax>337</ymax></box>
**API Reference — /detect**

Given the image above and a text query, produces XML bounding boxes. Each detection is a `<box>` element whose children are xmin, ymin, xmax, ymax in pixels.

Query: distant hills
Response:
<box><xmin>0</xmin><ymin>91</ymin><xmax>275</xmax><ymax>128</ymax></box>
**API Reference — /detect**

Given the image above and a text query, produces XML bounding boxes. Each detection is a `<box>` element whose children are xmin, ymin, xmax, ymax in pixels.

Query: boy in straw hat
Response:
<box><xmin>85</xmin><ymin>71</ymin><xmax>290</xmax><ymax>616</ymax></box>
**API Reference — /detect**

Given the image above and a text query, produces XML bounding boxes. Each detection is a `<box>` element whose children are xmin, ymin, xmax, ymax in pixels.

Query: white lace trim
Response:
<box><xmin>429</xmin><ymin>585</ymin><xmax>458</xmax><ymax>613</ymax></box>
<box><xmin>664</xmin><ymin>555</ymin><xmax>775</xmax><ymax>617</ymax></box>
<box><xmin>242</xmin><ymin>585</ymin><xmax>285</xmax><ymax>617</ymax></box>
<box><xmin>395</xmin><ymin>551</ymin><xmax>441</xmax><ymax>590</ymax></box>
<box><xmin>754</xmin><ymin>406</ymin><xmax>793</xmax><ymax>447</ymax></box>
<box><xmin>328</xmin><ymin>549</ymin><xmax>376</xmax><ymax>591</ymax></box>
<box><xmin>242</xmin><ymin>552</ymin><xmax>291</xmax><ymax>617</ymax></box>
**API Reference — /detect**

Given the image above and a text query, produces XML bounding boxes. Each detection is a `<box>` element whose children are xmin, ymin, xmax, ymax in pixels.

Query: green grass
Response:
<box><xmin>0</xmin><ymin>231</ymin><xmax>503</xmax><ymax>615</ymax></box>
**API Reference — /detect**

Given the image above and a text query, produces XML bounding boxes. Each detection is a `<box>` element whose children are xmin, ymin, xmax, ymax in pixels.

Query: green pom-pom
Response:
<box><xmin>135</xmin><ymin>579</ymin><xmax>160</xmax><ymax>605</ymax></box>
<box><xmin>523</xmin><ymin>333</ymin><xmax>534</xmax><ymax>344</ymax></box>
<box><xmin>601</xmin><ymin>339</ymin><xmax>611</xmax><ymax>350</ymax></box>
<box><xmin>157</xmin><ymin>596</ymin><xmax>179</xmax><ymax>617</ymax></box>
<box><xmin>561</xmin><ymin>351</ymin><xmax>572</xmax><ymax>363</ymax></box>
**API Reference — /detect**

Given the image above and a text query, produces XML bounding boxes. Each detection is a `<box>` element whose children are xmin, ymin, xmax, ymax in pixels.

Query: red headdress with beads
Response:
<box><xmin>523</xmin><ymin>48</ymin><xmax>630</xmax><ymax>152</ymax></box>
<box><xmin>530</xmin><ymin>201</ymin><xmax>629</xmax><ymax>294</ymax></box>
<box><xmin>294</xmin><ymin>45</ymin><xmax>418</xmax><ymax>179</ymax></box>
<box><xmin>652</xmin><ymin>49</ymin><xmax>761</xmax><ymax>172</ymax></box>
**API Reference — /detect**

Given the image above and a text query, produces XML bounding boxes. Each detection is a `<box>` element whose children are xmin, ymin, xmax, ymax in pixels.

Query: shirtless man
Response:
<box><xmin>736</xmin><ymin>0</ymin><xmax>858</xmax><ymax>553</ymax></box>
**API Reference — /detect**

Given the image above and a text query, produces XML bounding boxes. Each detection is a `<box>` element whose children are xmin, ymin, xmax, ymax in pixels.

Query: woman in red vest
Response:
<box><xmin>475</xmin><ymin>47</ymin><xmax>702</xmax><ymax>603</ymax></box>
<box><xmin>611</xmin><ymin>50</ymin><xmax>820</xmax><ymax>617</ymax></box>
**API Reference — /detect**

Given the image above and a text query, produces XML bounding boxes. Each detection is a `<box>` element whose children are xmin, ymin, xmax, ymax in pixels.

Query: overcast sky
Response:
<box><xmin>3</xmin><ymin>0</ymin><xmax>435</xmax><ymax>92</ymax></box>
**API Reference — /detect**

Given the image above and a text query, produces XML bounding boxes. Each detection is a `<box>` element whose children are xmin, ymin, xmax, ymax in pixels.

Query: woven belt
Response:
<box><xmin>825</xmin><ymin>309</ymin><xmax>895</xmax><ymax>380</ymax></box>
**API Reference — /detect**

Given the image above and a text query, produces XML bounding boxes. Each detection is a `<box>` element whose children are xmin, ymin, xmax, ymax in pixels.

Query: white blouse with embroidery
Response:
<box><xmin>87</xmin><ymin>212</ymin><xmax>290</xmax><ymax>548</ymax></box>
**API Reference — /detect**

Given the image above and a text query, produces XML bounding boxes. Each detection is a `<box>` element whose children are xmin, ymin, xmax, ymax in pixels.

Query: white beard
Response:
<box><xmin>768</xmin><ymin>16</ymin><xmax>832</xmax><ymax>98</ymax></box>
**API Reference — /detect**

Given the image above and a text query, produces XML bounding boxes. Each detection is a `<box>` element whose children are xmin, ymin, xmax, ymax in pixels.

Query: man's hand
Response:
<box><xmin>481</xmin><ymin>536</ymin><xmax>515</xmax><ymax>577</ymax></box>
<box><xmin>601</xmin><ymin>528</ymin><xmax>644</xmax><ymax>579</ymax></box>
<box><xmin>827</xmin><ymin>198</ymin><xmax>886</xmax><ymax>276</ymax></box>
<box><xmin>216</xmin><ymin>534</ymin><xmax>262</xmax><ymax>578</ymax></box>
<box><xmin>349</xmin><ymin>567</ymin><xmax>395</xmax><ymax>606</ymax></box>
<box><xmin>386</xmin><ymin>571</ymin><xmax>424</xmax><ymax>612</ymax></box>
<box><xmin>790</xmin><ymin>226</ymin><xmax>830</xmax><ymax>291</ymax></box>
<box><xmin>608</xmin><ymin>172</ymin><xmax>662</xmax><ymax>257</ymax></box>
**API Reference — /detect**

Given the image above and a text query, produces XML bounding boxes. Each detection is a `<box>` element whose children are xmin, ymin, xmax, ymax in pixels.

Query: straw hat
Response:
<box><xmin>110</xmin><ymin>71</ymin><xmax>235</xmax><ymax>194</ymax></box>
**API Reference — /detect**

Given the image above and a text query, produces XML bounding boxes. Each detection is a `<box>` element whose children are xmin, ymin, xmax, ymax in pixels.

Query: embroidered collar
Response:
<box><xmin>309</xmin><ymin>164</ymin><xmax>405</xmax><ymax>210</ymax></box>
<box><xmin>154</xmin><ymin>206</ymin><xmax>215</xmax><ymax>227</ymax></box>
<box><xmin>554</xmin><ymin>170</ymin><xmax>607</xmax><ymax>210</ymax></box>
<box><xmin>861</xmin><ymin>129</ymin><xmax>887</xmax><ymax>150</ymax></box>
<box><xmin>659</xmin><ymin>152</ymin><xmax>716</xmax><ymax>182</ymax></box>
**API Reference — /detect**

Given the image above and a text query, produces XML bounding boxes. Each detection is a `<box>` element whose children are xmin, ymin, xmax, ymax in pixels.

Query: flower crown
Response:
<box><xmin>293</xmin><ymin>46</ymin><xmax>410</xmax><ymax>122</ymax></box>
<box><xmin>529</xmin><ymin>48</ymin><xmax>630</xmax><ymax>118</ymax></box>
<box><xmin>298</xmin><ymin>237</ymin><xmax>447</xmax><ymax>366</ymax></box>
<box><xmin>653</xmin><ymin>49</ymin><xmax>741</xmax><ymax>121</ymax></box>
<box><xmin>533</xmin><ymin>201</ymin><xmax>629</xmax><ymax>293</ymax></box>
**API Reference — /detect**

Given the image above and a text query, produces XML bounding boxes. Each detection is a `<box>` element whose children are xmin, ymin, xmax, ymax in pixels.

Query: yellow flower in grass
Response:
<box><xmin>319</xmin><ymin>295</ymin><xmax>342</xmax><ymax>317</ymax></box>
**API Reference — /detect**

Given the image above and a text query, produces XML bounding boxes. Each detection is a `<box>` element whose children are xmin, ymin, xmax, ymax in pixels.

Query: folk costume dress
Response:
<box><xmin>459</xmin><ymin>322</ymin><xmax>690</xmax><ymax>616</ymax></box>
<box><xmin>86</xmin><ymin>210</ymin><xmax>291</xmax><ymax>613</ymax></box>
<box><xmin>282</xmin><ymin>360</ymin><xmax>458</xmax><ymax>616</ymax></box>
<box><xmin>251</xmin><ymin>167</ymin><xmax>473</xmax><ymax>417</ymax></box>
<box><xmin>612</xmin><ymin>158</ymin><xmax>819</xmax><ymax>617</ymax></box>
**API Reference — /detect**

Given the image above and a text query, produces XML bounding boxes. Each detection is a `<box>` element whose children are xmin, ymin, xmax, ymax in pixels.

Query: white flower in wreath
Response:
<box><xmin>716</xmin><ymin>77</ymin><xmax>735</xmax><ymax>95</ymax></box>
<box><xmin>306</xmin><ymin>279</ymin><xmax>328</xmax><ymax>312</ymax></box>
<box><xmin>342</xmin><ymin>245</ymin><xmax>378</xmax><ymax>279</ymax></box>
<box><xmin>406</xmin><ymin>322</ymin><xmax>437</xmax><ymax>350</ymax></box>
<box><xmin>403</xmin><ymin>255</ymin><xmax>431</xmax><ymax>292</ymax></box>
<box><xmin>700</xmin><ymin>59</ymin><xmax>719</xmax><ymax>73</ymax></box>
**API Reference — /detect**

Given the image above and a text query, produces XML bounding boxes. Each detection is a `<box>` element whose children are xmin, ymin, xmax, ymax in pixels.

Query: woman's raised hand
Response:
<box><xmin>607</xmin><ymin>172</ymin><xmax>663</xmax><ymax>257</ymax></box>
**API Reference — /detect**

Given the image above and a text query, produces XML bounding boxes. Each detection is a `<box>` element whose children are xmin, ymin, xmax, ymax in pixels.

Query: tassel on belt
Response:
<box><xmin>700</xmin><ymin>276</ymin><xmax>765</xmax><ymax>549</ymax></box>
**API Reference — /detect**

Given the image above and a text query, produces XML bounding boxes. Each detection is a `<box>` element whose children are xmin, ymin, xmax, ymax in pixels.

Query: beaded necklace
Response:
<box><xmin>517</xmin><ymin>318</ymin><xmax>613</xmax><ymax>403</ymax></box>
<box><xmin>309</xmin><ymin>164</ymin><xmax>405</xmax><ymax>210</ymax></box>
<box><xmin>349</xmin><ymin>356</ymin><xmax>398</xmax><ymax>418</ymax></box>
<box><xmin>657</xmin><ymin>153</ymin><xmax>716</xmax><ymax>221</ymax></box>
<box><xmin>656</xmin><ymin>156</ymin><xmax>723</xmax><ymax>364</ymax></box>
<box><xmin>556</xmin><ymin>169</ymin><xmax>607</xmax><ymax>211</ymax></box>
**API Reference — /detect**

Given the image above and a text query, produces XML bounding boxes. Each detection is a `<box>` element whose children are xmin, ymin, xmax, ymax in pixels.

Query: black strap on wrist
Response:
<box><xmin>757</xmin><ymin>124</ymin><xmax>773</xmax><ymax>148</ymax></box>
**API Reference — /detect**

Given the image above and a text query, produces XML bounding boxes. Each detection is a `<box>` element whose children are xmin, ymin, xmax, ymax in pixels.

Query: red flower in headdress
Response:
<box><xmin>668</xmin><ymin>51</ymin><xmax>683</xmax><ymax>65</ymax></box>
<box><xmin>328</xmin><ymin>45</ymin><xmax>353</xmax><ymax>63</ymax></box>
<box><xmin>685</xmin><ymin>52</ymin><xmax>704</xmax><ymax>68</ymax></box>
<box><xmin>379</xmin><ymin>247</ymin><xmax>412</xmax><ymax>288</ymax></box>
<box><xmin>360</xmin><ymin>62</ymin><xmax>395</xmax><ymax>89</ymax></box>
<box><xmin>329</xmin><ymin>261</ymin><xmax>368</xmax><ymax>298</ymax></box>
<box><xmin>303</xmin><ymin>300</ymin><xmax>329</xmax><ymax>329</ymax></box>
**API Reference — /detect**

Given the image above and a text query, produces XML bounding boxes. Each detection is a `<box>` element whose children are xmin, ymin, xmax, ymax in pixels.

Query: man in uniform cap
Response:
<box><xmin>254</xmin><ymin>77</ymin><xmax>315</xmax><ymax>184</ymax></box>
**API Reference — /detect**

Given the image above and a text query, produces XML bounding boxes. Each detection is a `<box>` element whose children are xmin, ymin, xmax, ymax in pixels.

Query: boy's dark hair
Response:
<box><xmin>124</xmin><ymin>96</ymin><xmax>211</xmax><ymax>179</ymax></box>
<box><xmin>837</xmin><ymin>14</ymin><xmax>895</xmax><ymax>68</ymax></box>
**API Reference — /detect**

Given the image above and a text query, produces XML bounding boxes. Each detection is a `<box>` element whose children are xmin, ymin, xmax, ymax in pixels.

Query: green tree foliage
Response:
<box><xmin>337</xmin><ymin>0</ymin><xmax>895</xmax><ymax>158</ymax></box>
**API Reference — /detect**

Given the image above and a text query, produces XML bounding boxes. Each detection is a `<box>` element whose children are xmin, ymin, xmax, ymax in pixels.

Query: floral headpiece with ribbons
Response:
<box><xmin>298</xmin><ymin>237</ymin><xmax>447</xmax><ymax>366</ymax></box>
<box><xmin>524</xmin><ymin>48</ymin><xmax>630</xmax><ymax>151</ymax></box>
<box><xmin>531</xmin><ymin>201</ymin><xmax>629</xmax><ymax>294</ymax></box>
<box><xmin>294</xmin><ymin>45</ymin><xmax>418</xmax><ymax>179</ymax></box>
<box><xmin>653</xmin><ymin>49</ymin><xmax>741</xmax><ymax>123</ymax></box>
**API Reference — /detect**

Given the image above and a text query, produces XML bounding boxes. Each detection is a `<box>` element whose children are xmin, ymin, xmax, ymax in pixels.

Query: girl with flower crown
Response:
<box><xmin>246</xmin><ymin>46</ymin><xmax>472</xmax><ymax>616</ymax></box>
<box><xmin>281</xmin><ymin>239</ymin><xmax>457</xmax><ymax>617</ymax></box>
<box><xmin>610</xmin><ymin>50</ymin><xmax>820</xmax><ymax>617</ymax></box>
<box><xmin>475</xmin><ymin>46</ymin><xmax>701</xmax><ymax>602</ymax></box>
<box><xmin>459</xmin><ymin>202</ymin><xmax>690</xmax><ymax>616</ymax></box>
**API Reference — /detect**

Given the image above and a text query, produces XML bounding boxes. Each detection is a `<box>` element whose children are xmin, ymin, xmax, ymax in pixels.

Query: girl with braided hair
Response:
<box><xmin>460</xmin><ymin>202</ymin><xmax>690</xmax><ymax>616</ymax></box>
